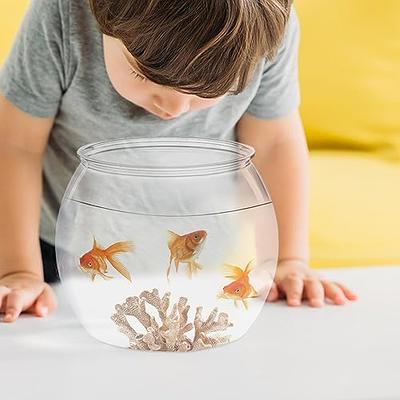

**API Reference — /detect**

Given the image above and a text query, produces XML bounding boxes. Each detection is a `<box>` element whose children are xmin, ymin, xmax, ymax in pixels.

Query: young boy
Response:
<box><xmin>0</xmin><ymin>0</ymin><xmax>357</xmax><ymax>323</ymax></box>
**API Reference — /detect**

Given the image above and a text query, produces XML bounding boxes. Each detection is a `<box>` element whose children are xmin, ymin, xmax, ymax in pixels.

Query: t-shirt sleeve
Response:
<box><xmin>245</xmin><ymin>7</ymin><xmax>301</xmax><ymax>120</ymax></box>
<box><xmin>0</xmin><ymin>0</ymin><xmax>69</xmax><ymax>118</ymax></box>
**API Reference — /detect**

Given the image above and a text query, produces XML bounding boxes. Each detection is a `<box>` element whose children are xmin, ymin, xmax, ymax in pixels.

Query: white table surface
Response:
<box><xmin>1</xmin><ymin>266</ymin><xmax>399</xmax><ymax>400</ymax></box>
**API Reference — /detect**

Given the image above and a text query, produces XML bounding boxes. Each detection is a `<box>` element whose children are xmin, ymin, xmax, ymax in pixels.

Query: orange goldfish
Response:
<box><xmin>79</xmin><ymin>238</ymin><xmax>134</xmax><ymax>282</ymax></box>
<box><xmin>166</xmin><ymin>229</ymin><xmax>207</xmax><ymax>279</ymax></box>
<box><xmin>217</xmin><ymin>260</ymin><xmax>258</xmax><ymax>309</ymax></box>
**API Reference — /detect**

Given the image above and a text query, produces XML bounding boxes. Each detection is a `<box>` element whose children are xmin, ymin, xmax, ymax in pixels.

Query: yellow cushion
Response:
<box><xmin>0</xmin><ymin>1</ymin><xmax>29</xmax><ymax>64</ymax></box>
<box><xmin>310</xmin><ymin>151</ymin><xmax>400</xmax><ymax>268</ymax></box>
<box><xmin>296</xmin><ymin>0</ymin><xmax>400</xmax><ymax>160</ymax></box>
<box><xmin>296</xmin><ymin>1</ymin><xmax>400</xmax><ymax>267</ymax></box>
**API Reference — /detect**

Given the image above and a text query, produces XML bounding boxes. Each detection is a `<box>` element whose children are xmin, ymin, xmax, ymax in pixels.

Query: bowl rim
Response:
<box><xmin>77</xmin><ymin>137</ymin><xmax>255</xmax><ymax>176</ymax></box>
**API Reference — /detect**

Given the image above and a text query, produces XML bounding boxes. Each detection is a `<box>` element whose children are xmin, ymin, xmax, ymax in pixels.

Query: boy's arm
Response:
<box><xmin>237</xmin><ymin>109</ymin><xmax>309</xmax><ymax>263</ymax></box>
<box><xmin>0</xmin><ymin>94</ymin><xmax>56</xmax><ymax>321</ymax></box>
<box><xmin>236</xmin><ymin>110</ymin><xmax>357</xmax><ymax>306</ymax></box>
<box><xmin>0</xmin><ymin>94</ymin><xmax>52</xmax><ymax>277</ymax></box>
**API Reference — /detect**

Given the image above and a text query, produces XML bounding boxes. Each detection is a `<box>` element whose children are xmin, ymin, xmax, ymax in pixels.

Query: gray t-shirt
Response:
<box><xmin>0</xmin><ymin>0</ymin><xmax>300</xmax><ymax>246</ymax></box>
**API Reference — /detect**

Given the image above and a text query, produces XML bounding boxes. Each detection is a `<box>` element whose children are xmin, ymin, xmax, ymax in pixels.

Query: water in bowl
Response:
<box><xmin>56</xmin><ymin>199</ymin><xmax>277</xmax><ymax>350</ymax></box>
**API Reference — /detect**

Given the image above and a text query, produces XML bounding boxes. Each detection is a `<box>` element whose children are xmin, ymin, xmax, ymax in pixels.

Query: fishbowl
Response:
<box><xmin>55</xmin><ymin>137</ymin><xmax>278</xmax><ymax>352</ymax></box>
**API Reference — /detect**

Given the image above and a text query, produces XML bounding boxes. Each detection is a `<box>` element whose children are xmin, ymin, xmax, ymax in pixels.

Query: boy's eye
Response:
<box><xmin>226</xmin><ymin>89</ymin><xmax>238</xmax><ymax>96</ymax></box>
<box><xmin>129</xmin><ymin>68</ymin><xmax>147</xmax><ymax>82</ymax></box>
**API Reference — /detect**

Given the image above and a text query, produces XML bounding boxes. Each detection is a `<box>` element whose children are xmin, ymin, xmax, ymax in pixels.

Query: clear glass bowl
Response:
<box><xmin>55</xmin><ymin>137</ymin><xmax>278</xmax><ymax>352</ymax></box>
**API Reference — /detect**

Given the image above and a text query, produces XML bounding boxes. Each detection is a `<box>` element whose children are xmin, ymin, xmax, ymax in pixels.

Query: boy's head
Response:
<box><xmin>90</xmin><ymin>0</ymin><xmax>293</xmax><ymax>119</ymax></box>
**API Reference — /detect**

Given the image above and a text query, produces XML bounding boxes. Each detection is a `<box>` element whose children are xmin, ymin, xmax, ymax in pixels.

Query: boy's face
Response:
<box><xmin>103</xmin><ymin>35</ymin><xmax>225</xmax><ymax>120</ymax></box>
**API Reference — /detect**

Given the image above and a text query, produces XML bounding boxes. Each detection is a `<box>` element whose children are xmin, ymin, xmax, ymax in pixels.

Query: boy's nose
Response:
<box><xmin>153</xmin><ymin>95</ymin><xmax>191</xmax><ymax>118</ymax></box>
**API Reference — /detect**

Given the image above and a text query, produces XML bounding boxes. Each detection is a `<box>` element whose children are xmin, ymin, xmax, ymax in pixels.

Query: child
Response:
<box><xmin>0</xmin><ymin>0</ymin><xmax>357</xmax><ymax>323</ymax></box>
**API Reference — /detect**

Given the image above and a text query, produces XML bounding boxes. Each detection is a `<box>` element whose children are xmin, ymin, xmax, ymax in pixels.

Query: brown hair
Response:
<box><xmin>89</xmin><ymin>0</ymin><xmax>293</xmax><ymax>98</ymax></box>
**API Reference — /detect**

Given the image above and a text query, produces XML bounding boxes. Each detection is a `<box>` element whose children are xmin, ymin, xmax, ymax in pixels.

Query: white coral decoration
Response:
<box><xmin>111</xmin><ymin>288</ymin><xmax>233</xmax><ymax>352</ymax></box>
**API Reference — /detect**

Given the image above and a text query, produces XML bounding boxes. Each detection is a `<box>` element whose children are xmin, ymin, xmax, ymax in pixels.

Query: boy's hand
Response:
<box><xmin>266</xmin><ymin>260</ymin><xmax>358</xmax><ymax>307</ymax></box>
<box><xmin>0</xmin><ymin>272</ymin><xmax>57</xmax><ymax>322</ymax></box>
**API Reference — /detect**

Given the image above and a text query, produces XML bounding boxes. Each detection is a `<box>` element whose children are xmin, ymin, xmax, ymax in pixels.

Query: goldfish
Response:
<box><xmin>217</xmin><ymin>260</ymin><xmax>259</xmax><ymax>309</ymax></box>
<box><xmin>79</xmin><ymin>238</ymin><xmax>134</xmax><ymax>282</ymax></box>
<box><xmin>166</xmin><ymin>229</ymin><xmax>207</xmax><ymax>279</ymax></box>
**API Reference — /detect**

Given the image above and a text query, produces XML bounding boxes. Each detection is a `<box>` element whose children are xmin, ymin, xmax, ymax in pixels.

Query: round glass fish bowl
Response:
<box><xmin>55</xmin><ymin>137</ymin><xmax>278</xmax><ymax>352</ymax></box>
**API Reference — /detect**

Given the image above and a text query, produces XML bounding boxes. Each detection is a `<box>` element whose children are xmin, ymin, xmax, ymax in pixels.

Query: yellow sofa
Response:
<box><xmin>1</xmin><ymin>1</ymin><xmax>399</xmax><ymax>267</ymax></box>
<box><xmin>296</xmin><ymin>0</ymin><xmax>400</xmax><ymax>267</ymax></box>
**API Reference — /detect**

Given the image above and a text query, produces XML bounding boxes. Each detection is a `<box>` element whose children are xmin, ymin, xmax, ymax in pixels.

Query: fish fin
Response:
<box><xmin>166</xmin><ymin>256</ymin><xmax>173</xmax><ymax>280</ymax></box>
<box><xmin>93</xmin><ymin>255</ymin><xmax>107</xmax><ymax>272</ymax></box>
<box><xmin>175</xmin><ymin>258</ymin><xmax>180</xmax><ymax>272</ymax></box>
<box><xmin>98</xmin><ymin>270</ymin><xmax>113</xmax><ymax>280</ymax></box>
<box><xmin>223</xmin><ymin>263</ymin><xmax>244</xmax><ymax>280</ymax></box>
<box><xmin>216</xmin><ymin>291</ymin><xmax>225</xmax><ymax>300</ymax></box>
<box><xmin>249</xmin><ymin>285</ymin><xmax>259</xmax><ymax>298</ymax></box>
<box><xmin>242</xmin><ymin>299</ymin><xmax>248</xmax><ymax>310</ymax></box>
<box><xmin>167</xmin><ymin>230</ymin><xmax>180</xmax><ymax>248</ymax></box>
<box><xmin>186</xmin><ymin>262</ymin><xmax>193</xmax><ymax>279</ymax></box>
<box><xmin>244</xmin><ymin>259</ymin><xmax>255</xmax><ymax>274</ymax></box>
<box><xmin>105</xmin><ymin>241</ymin><xmax>134</xmax><ymax>255</ymax></box>
<box><xmin>193</xmin><ymin>261</ymin><xmax>202</xmax><ymax>272</ymax></box>
<box><xmin>107</xmin><ymin>256</ymin><xmax>132</xmax><ymax>282</ymax></box>
<box><xmin>92</xmin><ymin>236</ymin><xmax>98</xmax><ymax>250</ymax></box>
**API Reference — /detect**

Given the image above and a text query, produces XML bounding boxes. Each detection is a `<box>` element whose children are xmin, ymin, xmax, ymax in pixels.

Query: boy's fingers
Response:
<box><xmin>3</xmin><ymin>290</ymin><xmax>30</xmax><ymax>323</ymax></box>
<box><xmin>266</xmin><ymin>282</ymin><xmax>279</xmax><ymax>302</ymax></box>
<box><xmin>322</xmin><ymin>280</ymin><xmax>347</xmax><ymax>305</ymax></box>
<box><xmin>304</xmin><ymin>278</ymin><xmax>325</xmax><ymax>307</ymax></box>
<box><xmin>333</xmin><ymin>281</ymin><xmax>358</xmax><ymax>301</ymax></box>
<box><xmin>280</xmin><ymin>273</ymin><xmax>304</xmax><ymax>306</ymax></box>
<box><xmin>0</xmin><ymin>286</ymin><xmax>12</xmax><ymax>312</ymax></box>
<box><xmin>34</xmin><ymin>285</ymin><xmax>57</xmax><ymax>317</ymax></box>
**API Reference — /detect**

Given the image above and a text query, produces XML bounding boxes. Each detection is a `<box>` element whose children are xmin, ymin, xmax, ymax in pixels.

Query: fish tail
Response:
<box><xmin>167</xmin><ymin>230</ymin><xmax>180</xmax><ymax>248</ymax></box>
<box><xmin>105</xmin><ymin>241</ymin><xmax>134</xmax><ymax>256</ymax></box>
<box><xmin>103</xmin><ymin>241</ymin><xmax>133</xmax><ymax>282</ymax></box>
<box><xmin>244</xmin><ymin>259</ymin><xmax>255</xmax><ymax>274</ymax></box>
<box><xmin>223</xmin><ymin>263</ymin><xmax>246</xmax><ymax>280</ymax></box>
<box><xmin>107</xmin><ymin>255</ymin><xmax>132</xmax><ymax>282</ymax></box>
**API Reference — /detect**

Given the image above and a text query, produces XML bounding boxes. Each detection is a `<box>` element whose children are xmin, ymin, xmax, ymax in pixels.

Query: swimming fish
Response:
<box><xmin>79</xmin><ymin>238</ymin><xmax>134</xmax><ymax>282</ymax></box>
<box><xmin>166</xmin><ymin>229</ymin><xmax>207</xmax><ymax>279</ymax></box>
<box><xmin>217</xmin><ymin>260</ymin><xmax>259</xmax><ymax>309</ymax></box>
